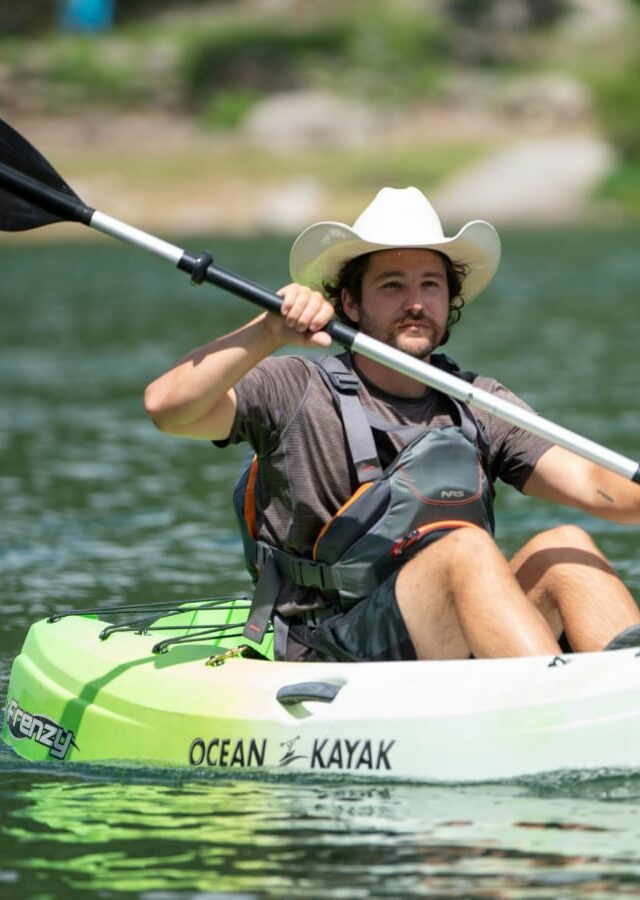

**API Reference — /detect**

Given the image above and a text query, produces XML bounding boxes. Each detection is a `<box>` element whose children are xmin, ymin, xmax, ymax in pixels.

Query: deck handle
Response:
<box><xmin>276</xmin><ymin>681</ymin><xmax>343</xmax><ymax>705</ymax></box>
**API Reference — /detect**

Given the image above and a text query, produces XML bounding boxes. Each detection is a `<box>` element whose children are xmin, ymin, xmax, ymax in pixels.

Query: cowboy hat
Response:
<box><xmin>289</xmin><ymin>186</ymin><xmax>501</xmax><ymax>303</ymax></box>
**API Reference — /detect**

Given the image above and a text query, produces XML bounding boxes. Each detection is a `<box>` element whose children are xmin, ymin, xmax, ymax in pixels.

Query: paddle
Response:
<box><xmin>0</xmin><ymin>117</ymin><xmax>638</xmax><ymax>484</ymax></box>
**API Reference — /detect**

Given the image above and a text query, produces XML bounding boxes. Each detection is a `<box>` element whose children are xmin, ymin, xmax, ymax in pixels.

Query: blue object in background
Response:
<box><xmin>59</xmin><ymin>0</ymin><xmax>116</xmax><ymax>32</ymax></box>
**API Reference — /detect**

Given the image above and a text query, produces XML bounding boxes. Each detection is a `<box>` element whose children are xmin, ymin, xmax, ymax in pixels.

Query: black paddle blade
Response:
<box><xmin>0</xmin><ymin>119</ymin><xmax>91</xmax><ymax>231</ymax></box>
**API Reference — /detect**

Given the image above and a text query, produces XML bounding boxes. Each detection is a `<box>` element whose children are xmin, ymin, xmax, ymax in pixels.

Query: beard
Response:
<box><xmin>357</xmin><ymin>309</ymin><xmax>446</xmax><ymax>360</ymax></box>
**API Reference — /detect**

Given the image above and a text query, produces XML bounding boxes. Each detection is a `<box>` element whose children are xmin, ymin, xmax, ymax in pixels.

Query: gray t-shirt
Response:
<box><xmin>219</xmin><ymin>352</ymin><xmax>551</xmax><ymax>614</ymax></box>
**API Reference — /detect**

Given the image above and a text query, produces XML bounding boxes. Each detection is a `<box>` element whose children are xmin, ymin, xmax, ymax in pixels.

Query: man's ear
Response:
<box><xmin>341</xmin><ymin>288</ymin><xmax>360</xmax><ymax>323</ymax></box>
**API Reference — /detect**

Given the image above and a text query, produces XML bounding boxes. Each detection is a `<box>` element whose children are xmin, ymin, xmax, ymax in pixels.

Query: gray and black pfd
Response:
<box><xmin>234</xmin><ymin>355</ymin><xmax>495</xmax><ymax>642</ymax></box>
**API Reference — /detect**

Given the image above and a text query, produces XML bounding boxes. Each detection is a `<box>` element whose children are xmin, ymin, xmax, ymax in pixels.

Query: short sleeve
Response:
<box><xmin>216</xmin><ymin>355</ymin><xmax>313</xmax><ymax>455</ymax></box>
<box><xmin>476</xmin><ymin>378</ymin><xmax>553</xmax><ymax>490</ymax></box>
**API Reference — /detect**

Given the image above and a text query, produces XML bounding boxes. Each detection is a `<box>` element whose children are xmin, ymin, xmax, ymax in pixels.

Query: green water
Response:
<box><xmin>1</xmin><ymin>228</ymin><xmax>640</xmax><ymax>897</ymax></box>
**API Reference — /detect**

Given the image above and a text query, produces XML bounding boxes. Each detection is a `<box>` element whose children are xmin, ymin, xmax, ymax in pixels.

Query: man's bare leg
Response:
<box><xmin>510</xmin><ymin>524</ymin><xmax>640</xmax><ymax>651</ymax></box>
<box><xmin>395</xmin><ymin>528</ymin><xmax>561</xmax><ymax>660</ymax></box>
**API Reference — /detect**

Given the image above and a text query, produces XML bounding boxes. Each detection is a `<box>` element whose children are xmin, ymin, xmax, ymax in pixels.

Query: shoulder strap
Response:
<box><xmin>232</xmin><ymin>451</ymin><xmax>260</xmax><ymax>580</ymax></box>
<box><xmin>314</xmin><ymin>353</ymin><xmax>490</xmax><ymax>475</ymax></box>
<box><xmin>431</xmin><ymin>354</ymin><xmax>489</xmax><ymax>450</ymax></box>
<box><xmin>313</xmin><ymin>356</ymin><xmax>383</xmax><ymax>483</ymax></box>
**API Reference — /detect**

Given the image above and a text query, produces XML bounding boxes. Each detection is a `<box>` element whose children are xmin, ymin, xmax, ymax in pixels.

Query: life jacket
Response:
<box><xmin>234</xmin><ymin>355</ymin><xmax>495</xmax><ymax>644</ymax></box>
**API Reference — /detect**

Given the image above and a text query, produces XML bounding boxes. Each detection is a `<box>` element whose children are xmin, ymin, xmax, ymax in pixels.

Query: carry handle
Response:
<box><xmin>276</xmin><ymin>681</ymin><xmax>343</xmax><ymax>705</ymax></box>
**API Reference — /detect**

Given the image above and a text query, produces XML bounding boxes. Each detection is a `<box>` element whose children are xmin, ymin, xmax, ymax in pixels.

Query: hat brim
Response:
<box><xmin>289</xmin><ymin>219</ymin><xmax>501</xmax><ymax>304</ymax></box>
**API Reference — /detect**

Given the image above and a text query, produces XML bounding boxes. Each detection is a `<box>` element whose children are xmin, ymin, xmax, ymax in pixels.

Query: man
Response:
<box><xmin>144</xmin><ymin>187</ymin><xmax>640</xmax><ymax>662</ymax></box>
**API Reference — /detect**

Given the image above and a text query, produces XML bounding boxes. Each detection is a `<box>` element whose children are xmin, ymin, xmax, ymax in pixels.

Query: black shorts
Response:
<box><xmin>284</xmin><ymin>571</ymin><xmax>417</xmax><ymax>662</ymax></box>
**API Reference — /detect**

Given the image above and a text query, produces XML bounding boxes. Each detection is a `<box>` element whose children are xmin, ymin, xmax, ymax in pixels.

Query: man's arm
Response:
<box><xmin>143</xmin><ymin>285</ymin><xmax>333</xmax><ymax>441</ymax></box>
<box><xmin>523</xmin><ymin>445</ymin><xmax>640</xmax><ymax>525</ymax></box>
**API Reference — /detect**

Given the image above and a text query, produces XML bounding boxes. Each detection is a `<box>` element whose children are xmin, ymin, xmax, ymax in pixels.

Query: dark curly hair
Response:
<box><xmin>323</xmin><ymin>251</ymin><xmax>469</xmax><ymax>346</ymax></box>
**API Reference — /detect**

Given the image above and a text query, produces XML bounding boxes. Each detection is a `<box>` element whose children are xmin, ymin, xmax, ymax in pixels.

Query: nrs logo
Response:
<box><xmin>440</xmin><ymin>490</ymin><xmax>466</xmax><ymax>499</ymax></box>
<box><xmin>5</xmin><ymin>698</ymin><xmax>77</xmax><ymax>760</ymax></box>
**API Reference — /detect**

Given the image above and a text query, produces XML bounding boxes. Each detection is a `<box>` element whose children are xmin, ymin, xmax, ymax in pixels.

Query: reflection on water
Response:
<box><xmin>2</xmin><ymin>754</ymin><xmax>640</xmax><ymax>896</ymax></box>
<box><xmin>1</xmin><ymin>229</ymin><xmax>640</xmax><ymax>896</ymax></box>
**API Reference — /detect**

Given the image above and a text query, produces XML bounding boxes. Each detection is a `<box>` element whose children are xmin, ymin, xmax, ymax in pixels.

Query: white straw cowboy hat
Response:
<box><xmin>289</xmin><ymin>186</ymin><xmax>501</xmax><ymax>303</ymax></box>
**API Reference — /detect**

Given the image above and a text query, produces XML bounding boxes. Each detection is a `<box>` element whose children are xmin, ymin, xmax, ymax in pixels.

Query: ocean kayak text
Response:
<box><xmin>188</xmin><ymin>735</ymin><xmax>396</xmax><ymax>771</ymax></box>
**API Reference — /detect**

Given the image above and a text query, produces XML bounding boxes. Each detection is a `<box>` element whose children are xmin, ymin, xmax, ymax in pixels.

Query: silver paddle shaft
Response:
<box><xmin>354</xmin><ymin>334</ymin><xmax>639</xmax><ymax>482</ymax></box>
<box><xmin>91</xmin><ymin>210</ymin><xmax>184</xmax><ymax>264</ymax></box>
<box><xmin>90</xmin><ymin>209</ymin><xmax>639</xmax><ymax>484</ymax></box>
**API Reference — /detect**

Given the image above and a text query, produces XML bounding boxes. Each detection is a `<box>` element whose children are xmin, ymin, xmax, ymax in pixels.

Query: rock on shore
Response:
<box><xmin>434</xmin><ymin>134</ymin><xmax>615</xmax><ymax>225</ymax></box>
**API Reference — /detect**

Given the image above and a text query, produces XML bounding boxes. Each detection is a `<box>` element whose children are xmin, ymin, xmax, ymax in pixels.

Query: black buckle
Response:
<box><xmin>290</xmin><ymin>559</ymin><xmax>330</xmax><ymax>590</ymax></box>
<box><xmin>330</xmin><ymin>372</ymin><xmax>359</xmax><ymax>393</ymax></box>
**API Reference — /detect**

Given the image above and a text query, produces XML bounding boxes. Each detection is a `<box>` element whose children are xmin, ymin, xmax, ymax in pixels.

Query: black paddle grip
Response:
<box><xmin>178</xmin><ymin>253</ymin><xmax>357</xmax><ymax>349</ymax></box>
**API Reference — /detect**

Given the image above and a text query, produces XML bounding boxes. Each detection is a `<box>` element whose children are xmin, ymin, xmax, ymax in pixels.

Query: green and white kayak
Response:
<box><xmin>4</xmin><ymin>596</ymin><xmax>640</xmax><ymax>782</ymax></box>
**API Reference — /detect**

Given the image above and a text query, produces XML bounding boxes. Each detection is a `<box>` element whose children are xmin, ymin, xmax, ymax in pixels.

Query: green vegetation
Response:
<box><xmin>592</xmin><ymin>57</ymin><xmax>640</xmax><ymax>162</ymax></box>
<box><xmin>2</xmin><ymin>1</ymin><xmax>640</xmax><ymax>219</ymax></box>
<box><xmin>586</xmin><ymin>19</ymin><xmax>640</xmax><ymax>217</ymax></box>
<box><xmin>4</xmin><ymin>5</ymin><xmax>454</xmax><ymax>116</ymax></box>
<box><xmin>43</xmin><ymin>40</ymin><xmax>157</xmax><ymax>110</ymax></box>
<box><xmin>200</xmin><ymin>88</ymin><xmax>262</xmax><ymax>131</ymax></box>
<box><xmin>6</xmin><ymin>0</ymin><xmax>590</xmax><ymax>119</ymax></box>
<box><xmin>596</xmin><ymin>165</ymin><xmax>640</xmax><ymax>219</ymax></box>
<box><xmin>0</xmin><ymin>2</ymin><xmax>606</xmax><ymax>118</ymax></box>
<box><xmin>179</xmin><ymin>19</ymin><xmax>349</xmax><ymax>103</ymax></box>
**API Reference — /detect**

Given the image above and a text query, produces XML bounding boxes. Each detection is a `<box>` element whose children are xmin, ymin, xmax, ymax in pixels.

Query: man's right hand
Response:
<box><xmin>266</xmin><ymin>283</ymin><xmax>334</xmax><ymax>348</ymax></box>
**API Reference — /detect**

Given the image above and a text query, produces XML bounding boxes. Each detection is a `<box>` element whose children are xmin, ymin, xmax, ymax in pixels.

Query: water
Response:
<box><xmin>1</xmin><ymin>227</ymin><xmax>640</xmax><ymax>897</ymax></box>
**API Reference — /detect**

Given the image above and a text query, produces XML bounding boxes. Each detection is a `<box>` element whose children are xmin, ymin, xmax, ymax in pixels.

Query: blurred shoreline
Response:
<box><xmin>7</xmin><ymin>105</ymin><xmax>617</xmax><ymax>241</ymax></box>
<box><xmin>4</xmin><ymin>0</ymin><xmax>638</xmax><ymax>237</ymax></box>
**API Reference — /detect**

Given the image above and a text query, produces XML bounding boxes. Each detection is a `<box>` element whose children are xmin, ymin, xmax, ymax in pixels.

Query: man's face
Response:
<box><xmin>342</xmin><ymin>249</ymin><xmax>450</xmax><ymax>360</ymax></box>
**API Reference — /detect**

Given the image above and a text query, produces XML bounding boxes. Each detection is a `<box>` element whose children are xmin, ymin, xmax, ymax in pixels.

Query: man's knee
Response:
<box><xmin>524</xmin><ymin>524</ymin><xmax>597</xmax><ymax>554</ymax></box>
<box><xmin>410</xmin><ymin>526</ymin><xmax>499</xmax><ymax>576</ymax></box>
<box><xmin>433</xmin><ymin>525</ymin><xmax>498</xmax><ymax>557</ymax></box>
<box><xmin>512</xmin><ymin>524</ymin><xmax>611</xmax><ymax>597</ymax></box>
<box><xmin>397</xmin><ymin>526</ymin><xmax>496</xmax><ymax>595</ymax></box>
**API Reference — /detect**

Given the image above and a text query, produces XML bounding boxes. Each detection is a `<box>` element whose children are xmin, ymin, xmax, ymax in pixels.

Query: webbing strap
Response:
<box><xmin>314</xmin><ymin>357</ymin><xmax>383</xmax><ymax>483</ymax></box>
<box><xmin>242</xmin><ymin>546</ymin><xmax>281</xmax><ymax>643</ymax></box>
<box><xmin>314</xmin><ymin>355</ymin><xmax>482</xmax><ymax>478</ymax></box>
<box><xmin>270</xmin><ymin>545</ymin><xmax>339</xmax><ymax>591</ymax></box>
<box><xmin>431</xmin><ymin>354</ymin><xmax>484</xmax><ymax>448</ymax></box>
<box><xmin>243</xmin><ymin>541</ymin><xmax>340</xmax><ymax>643</ymax></box>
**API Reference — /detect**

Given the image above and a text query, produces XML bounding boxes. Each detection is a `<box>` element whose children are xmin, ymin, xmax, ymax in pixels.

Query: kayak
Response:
<box><xmin>4</xmin><ymin>595</ymin><xmax>640</xmax><ymax>782</ymax></box>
